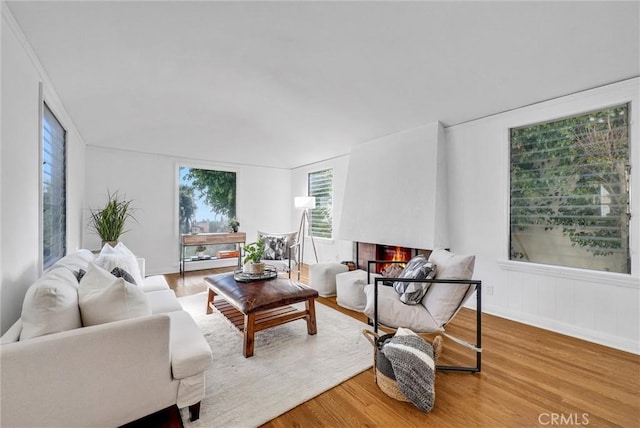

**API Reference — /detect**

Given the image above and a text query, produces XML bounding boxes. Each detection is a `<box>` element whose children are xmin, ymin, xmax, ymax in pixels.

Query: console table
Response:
<box><xmin>180</xmin><ymin>232</ymin><xmax>246</xmax><ymax>277</ymax></box>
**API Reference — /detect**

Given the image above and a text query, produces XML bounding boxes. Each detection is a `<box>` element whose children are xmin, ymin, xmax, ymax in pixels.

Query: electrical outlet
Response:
<box><xmin>486</xmin><ymin>285</ymin><xmax>494</xmax><ymax>296</ymax></box>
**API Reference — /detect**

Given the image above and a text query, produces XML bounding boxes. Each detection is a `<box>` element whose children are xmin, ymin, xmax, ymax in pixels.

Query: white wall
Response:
<box><xmin>291</xmin><ymin>155</ymin><xmax>353</xmax><ymax>264</ymax></box>
<box><xmin>445</xmin><ymin>78</ymin><xmax>640</xmax><ymax>354</ymax></box>
<box><xmin>339</xmin><ymin>122</ymin><xmax>449</xmax><ymax>250</ymax></box>
<box><xmin>1</xmin><ymin>6</ymin><xmax>85</xmax><ymax>334</ymax></box>
<box><xmin>84</xmin><ymin>146</ymin><xmax>292</xmax><ymax>275</ymax></box>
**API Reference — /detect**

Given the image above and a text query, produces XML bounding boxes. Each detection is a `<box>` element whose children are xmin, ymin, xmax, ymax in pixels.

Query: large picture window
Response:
<box><xmin>179</xmin><ymin>166</ymin><xmax>237</xmax><ymax>257</ymax></box>
<box><xmin>308</xmin><ymin>169</ymin><xmax>333</xmax><ymax>239</ymax></box>
<box><xmin>42</xmin><ymin>103</ymin><xmax>66</xmax><ymax>269</ymax></box>
<box><xmin>510</xmin><ymin>104</ymin><xmax>630</xmax><ymax>273</ymax></box>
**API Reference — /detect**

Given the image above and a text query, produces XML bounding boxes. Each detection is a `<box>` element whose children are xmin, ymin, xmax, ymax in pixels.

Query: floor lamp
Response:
<box><xmin>295</xmin><ymin>196</ymin><xmax>318</xmax><ymax>280</ymax></box>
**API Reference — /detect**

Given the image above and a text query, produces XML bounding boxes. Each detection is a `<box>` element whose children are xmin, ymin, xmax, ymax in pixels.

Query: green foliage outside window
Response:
<box><xmin>510</xmin><ymin>104</ymin><xmax>630</xmax><ymax>273</ymax></box>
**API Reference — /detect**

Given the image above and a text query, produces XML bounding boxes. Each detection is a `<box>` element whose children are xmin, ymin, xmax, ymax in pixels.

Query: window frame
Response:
<box><xmin>508</xmin><ymin>103</ymin><xmax>631</xmax><ymax>274</ymax></box>
<box><xmin>308</xmin><ymin>168</ymin><xmax>333</xmax><ymax>239</ymax></box>
<box><xmin>40</xmin><ymin>99</ymin><xmax>67</xmax><ymax>270</ymax></box>
<box><xmin>175</xmin><ymin>162</ymin><xmax>239</xmax><ymax>237</ymax></box>
<box><xmin>498</xmin><ymin>80</ymin><xmax>638</xmax><ymax>280</ymax></box>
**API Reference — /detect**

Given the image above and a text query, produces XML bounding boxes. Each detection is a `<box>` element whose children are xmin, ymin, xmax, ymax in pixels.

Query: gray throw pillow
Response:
<box><xmin>393</xmin><ymin>255</ymin><xmax>436</xmax><ymax>305</ymax></box>
<box><xmin>262</xmin><ymin>235</ymin><xmax>288</xmax><ymax>260</ymax></box>
<box><xmin>110</xmin><ymin>267</ymin><xmax>137</xmax><ymax>285</ymax></box>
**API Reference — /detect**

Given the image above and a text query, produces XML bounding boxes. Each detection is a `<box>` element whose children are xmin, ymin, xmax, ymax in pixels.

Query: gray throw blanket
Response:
<box><xmin>381</xmin><ymin>331</ymin><xmax>436</xmax><ymax>412</ymax></box>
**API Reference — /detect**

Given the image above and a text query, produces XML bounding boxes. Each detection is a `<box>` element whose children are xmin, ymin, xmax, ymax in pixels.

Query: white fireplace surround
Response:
<box><xmin>338</xmin><ymin>122</ymin><xmax>449</xmax><ymax>250</ymax></box>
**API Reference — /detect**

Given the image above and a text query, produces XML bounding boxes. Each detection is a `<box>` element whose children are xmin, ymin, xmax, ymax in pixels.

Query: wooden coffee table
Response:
<box><xmin>204</xmin><ymin>273</ymin><xmax>319</xmax><ymax>357</ymax></box>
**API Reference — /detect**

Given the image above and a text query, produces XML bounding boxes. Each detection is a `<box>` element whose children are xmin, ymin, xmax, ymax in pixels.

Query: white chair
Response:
<box><xmin>257</xmin><ymin>230</ymin><xmax>298</xmax><ymax>273</ymax></box>
<box><xmin>363</xmin><ymin>249</ymin><xmax>482</xmax><ymax>372</ymax></box>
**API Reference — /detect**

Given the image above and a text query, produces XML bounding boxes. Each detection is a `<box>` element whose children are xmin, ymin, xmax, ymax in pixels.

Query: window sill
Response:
<box><xmin>497</xmin><ymin>260</ymin><xmax>639</xmax><ymax>289</ymax></box>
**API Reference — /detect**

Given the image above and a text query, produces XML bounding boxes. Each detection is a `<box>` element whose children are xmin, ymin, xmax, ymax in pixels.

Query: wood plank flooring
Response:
<box><xmin>165</xmin><ymin>267</ymin><xmax>640</xmax><ymax>427</ymax></box>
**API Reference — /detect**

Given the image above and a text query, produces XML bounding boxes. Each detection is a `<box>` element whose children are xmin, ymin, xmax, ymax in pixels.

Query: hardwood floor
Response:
<box><xmin>165</xmin><ymin>267</ymin><xmax>640</xmax><ymax>427</ymax></box>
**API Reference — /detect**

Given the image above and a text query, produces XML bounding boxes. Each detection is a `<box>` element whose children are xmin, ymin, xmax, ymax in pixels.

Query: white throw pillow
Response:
<box><xmin>95</xmin><ymin>242</ymin><xmax>144</xmax><ymax>286</ymax></box>
<box><xmin>20</xmin><ymin>268</ymin><xmax>82</xmax><ymax>340</ymax></box>
<box><xmin>78</xmin><ymin>262</ymin><xmax>151</xmax><ymax>327</ymax></box>
<box><xmin>45</xmin><ymin>249</ymin><xmax>96</xmax><ymax>276</ymax></box>
<box><xmin>422</xmin><ymin>249</ymin><xmax>476</xmax><ymax>327</ymax></box>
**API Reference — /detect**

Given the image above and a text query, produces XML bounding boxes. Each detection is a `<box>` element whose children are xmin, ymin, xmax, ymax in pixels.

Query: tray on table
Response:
<box><xmin>233</xmin><ymin>266</ymin><xmax>278</xmax><ymax>282</ymax></box>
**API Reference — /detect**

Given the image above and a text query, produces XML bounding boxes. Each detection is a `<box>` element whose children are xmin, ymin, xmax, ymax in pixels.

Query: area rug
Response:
<box><xmin>177</xmin><ymin>292</ymin><xmax>373</xmax><ymax>427</ymax></box>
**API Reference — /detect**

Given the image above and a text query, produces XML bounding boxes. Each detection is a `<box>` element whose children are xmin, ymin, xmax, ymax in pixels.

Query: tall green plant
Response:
<box><xmin>89</xmin><ymin>191</ymin><xmax>136</xmax><ymax>242</ymax></box>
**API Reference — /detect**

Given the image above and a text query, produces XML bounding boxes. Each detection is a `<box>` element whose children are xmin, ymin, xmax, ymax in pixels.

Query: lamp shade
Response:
<box><xmin>294</xmin><ymin>196</ymin><xmax>316</xmax><ymax>209</ymax></box>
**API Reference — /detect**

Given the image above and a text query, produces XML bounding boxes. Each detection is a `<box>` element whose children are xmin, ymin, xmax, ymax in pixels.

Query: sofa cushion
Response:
<box><xmin>393</xmin><ymin>255</ymin><xmax>437</xmax><ymax>305</ymax></box>
<box><xmin>78</xmin><ymin>263</ymin><xmax>151</xmax><ymax>327</ymax></box>
<box><xmin>146</xmin><ymin>290</ymin><xmax>183</xmax><ymax>314</ymax></box>
<box><xmin>423</xmin><ymin>249</ymin><xmax>475</xmax><ymax>327</ymax></box>
<box><xmin>95</xmin><ymin>243</ymin><xmax>144</xmax><ymax>286</ymax></box>
<box><xmin>140</xmin><ymin>274</ymin><xmax>171</xmax><ymax>292</ymax></box>
<box><xmin>20</xmin><ymin>268</ymin><xmax>82</xmax><ymax>340</ymax></box>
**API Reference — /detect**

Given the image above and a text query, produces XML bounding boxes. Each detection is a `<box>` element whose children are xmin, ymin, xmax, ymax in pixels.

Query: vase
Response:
<box><xmin>243</xmin><ymin>262</ymin><xmax>265</xmax><ymax>275</ymax></box>
<box><xmin>101</xmin><ymin>240</ymin><xmax>118</xmax><ymax>248</ymax></box>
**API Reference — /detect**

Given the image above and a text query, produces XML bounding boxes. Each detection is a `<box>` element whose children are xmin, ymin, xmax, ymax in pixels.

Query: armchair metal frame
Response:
<box><xmin>367</xmin><ymin>260</ymin><xmax>482</xmax><ymax>373</ymax></box>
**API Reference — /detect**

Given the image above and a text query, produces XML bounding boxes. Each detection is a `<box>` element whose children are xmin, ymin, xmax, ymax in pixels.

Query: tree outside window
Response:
<box><xmin>179</xmin><ymin>167</ymin><xmax>237</xmax><ymax>255</ymax></box>
<box><xmin>510</xmin><ymin>104</ymin><xmax>630</xmax><ymax>273</ymax></box>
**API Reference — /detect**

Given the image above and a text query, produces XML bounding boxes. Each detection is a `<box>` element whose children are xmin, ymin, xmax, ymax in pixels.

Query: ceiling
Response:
<box><xmin>5</xmin><ymin>1</ymin><xmax>639</xmax><ymax>169</ymax></box>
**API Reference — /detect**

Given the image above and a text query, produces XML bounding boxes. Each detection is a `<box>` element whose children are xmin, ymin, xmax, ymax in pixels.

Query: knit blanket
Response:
<box><xmin>381</xmin><ymin>328</ymin><xmax>435</xmax><ymax>412</ymax></box>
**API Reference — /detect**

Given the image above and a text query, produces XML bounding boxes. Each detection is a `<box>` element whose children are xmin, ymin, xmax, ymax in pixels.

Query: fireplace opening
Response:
<box><xmin>355</xmin><ymin>242</ymin><xmax>430</xmax><ymax>274</ymax></box>
<box><xmin>376</xmin><ymin>245</ymin><xmax>413</xmax><ymax>273</ymax></box>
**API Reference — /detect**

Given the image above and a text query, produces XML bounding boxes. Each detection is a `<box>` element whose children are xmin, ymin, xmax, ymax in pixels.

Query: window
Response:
<box><xmin>308</xmin><ymin>169</ymin><xmax>333</xmax><ymax>239</ymax></box>
<box><xmin>510</xmin><ymin>104</ymin><xmax>630</xmax><ymax>274</ymax></box>
<box><xmin>42</xmin><ymin>103</ymin><xmax>66</xmax><ymax>269</ymax></box>
<box><xmin>178</xmin><ymin>166</ymin><xmax>237</xmax><ymax>258</ymax></box>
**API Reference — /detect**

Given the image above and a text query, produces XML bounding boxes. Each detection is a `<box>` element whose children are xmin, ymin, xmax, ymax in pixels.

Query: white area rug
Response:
<box><xmin>178</xmin><ymin>292</ymin><xmax>373</xmax><ymax>427</ymax></box>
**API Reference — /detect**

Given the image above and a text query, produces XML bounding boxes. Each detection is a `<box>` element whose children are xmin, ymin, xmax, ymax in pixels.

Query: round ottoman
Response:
<box><xmin>336</xmin><ymin>269</ymin><xmax>371</xmax><ymax>312</ymax></box>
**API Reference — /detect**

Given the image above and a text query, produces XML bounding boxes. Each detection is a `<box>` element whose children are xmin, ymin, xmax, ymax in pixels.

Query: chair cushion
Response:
<box><xmin>78</xmin><ymin>262</ymin><xmax>151</xmax><ymax>327</ymax></box>
<box><xmin>422</xmin><ymin>249</ymin><xmax>475</xmax><ymax>327</ymax></box>
<box><xmin>20</xmin><ymin>268</ymin><xmax>82</xmax><ymax>340</ymax></box>
<box><xmin>364</xmin><ymin>284</ymin><xmax>440</xmax><ymax>332</ymax></box>
<box><xmin>392</xmin><ymin>255</ymin><xmax>437</xmax><ymax>305</ymax></box>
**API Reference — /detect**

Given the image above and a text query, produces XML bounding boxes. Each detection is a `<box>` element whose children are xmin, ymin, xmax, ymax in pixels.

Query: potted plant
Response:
<box><xmin>228</xmin><ymin>218</ymin><xmax>240</xmax><ymax>233</ymax></box>
<box><xmin>88</xmin><ymin>191</ymin><xmax>136</xmax><ymax>248</ymax></box>
<box><xmin>243</xmin><ymin>238</ymin><xmax>265</xmax><ymax>274</ymax></box>
<box><xmin>195</xmin><ymin>245</ymin><xmax>207</xmax><ymax>258</ymax></box>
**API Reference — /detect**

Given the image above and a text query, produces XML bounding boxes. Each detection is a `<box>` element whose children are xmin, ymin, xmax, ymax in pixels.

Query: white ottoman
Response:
<box><xmin>336</xmin><ymin>269</ymin><xmax>372</xmax><ymax>312</ymax></box>
<box><xmin>308</xmin><ymin>262</ymin><xmax>349</xmax><ymax>297</ymax></box>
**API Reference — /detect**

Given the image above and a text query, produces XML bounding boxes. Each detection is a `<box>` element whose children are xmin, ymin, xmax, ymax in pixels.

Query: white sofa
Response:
<box><xmin>0</xmin><ymin>247</ymin><xmax>212</xmax><ymax>427</ymax></box>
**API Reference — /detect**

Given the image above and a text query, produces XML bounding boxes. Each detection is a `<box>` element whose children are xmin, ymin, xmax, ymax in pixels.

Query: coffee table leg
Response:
<box><xmin>243</xmin><ymin>313</ymin><xmax>256</xmax><ymax>357</ymax></box>
<box><xmin>206</xmin><ymin>289</ymin><xmax>216</xmax><ymax>314</ymax></box>
<box><xmin>306</xmin><ymin>298</ymin><xmax>317</xmax><ymax>335</ymax></box>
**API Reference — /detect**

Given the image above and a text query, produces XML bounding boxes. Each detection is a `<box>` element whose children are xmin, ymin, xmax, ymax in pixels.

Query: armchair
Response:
<box><xmin>363</xmin><ymin>249</ymin><xmax>482</xmax><ymax>372</ymax></box>
<box><xmin>257</xmin><ymin>230</ymin><xmax>298</xmax><ymax>273</ymax></box>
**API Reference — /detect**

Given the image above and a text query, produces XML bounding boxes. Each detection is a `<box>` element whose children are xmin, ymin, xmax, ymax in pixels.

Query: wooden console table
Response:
<box><xmin>180</xmin><ymin>232</ymin><xmax>246</xmax><ymax>277</ymax></box>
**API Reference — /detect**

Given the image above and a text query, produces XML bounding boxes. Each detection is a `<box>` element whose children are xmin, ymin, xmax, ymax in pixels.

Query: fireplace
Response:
<box><xmin>355</xmin><ymin>242</ymin><xmax>431</xmax><ymax>273</ymax></box>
